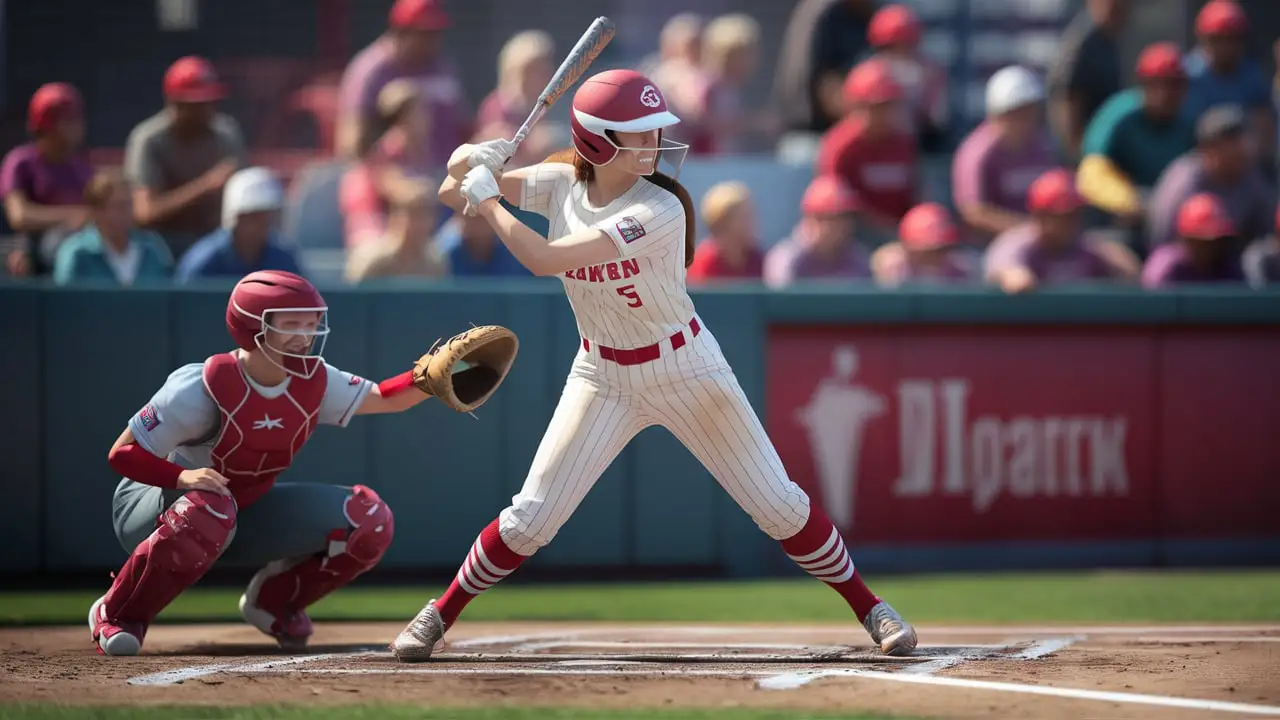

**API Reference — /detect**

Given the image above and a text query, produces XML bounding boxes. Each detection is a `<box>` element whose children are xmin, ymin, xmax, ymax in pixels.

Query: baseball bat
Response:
<box><xmin>508</xmin><ymin>16</ymin><xmax>616</xmax><ymax>156</ymax></box>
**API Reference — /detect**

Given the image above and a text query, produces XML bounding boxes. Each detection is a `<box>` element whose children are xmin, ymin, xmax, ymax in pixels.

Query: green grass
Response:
<box><xmin>0</xmin><ymin>708</ymin><xmax>922</xmax><ymax>720</ymax></box>
<box><xmin>2</xmin><ymin>570</ymin><xmax>1279</xmax><ymax>626</ymax></box>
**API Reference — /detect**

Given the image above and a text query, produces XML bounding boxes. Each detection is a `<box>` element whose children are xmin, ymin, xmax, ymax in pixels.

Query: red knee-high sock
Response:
<box><xmin>780</xmin><ymin>506</ymin><xmax>881</xmax><ymax>622</ymax></box>
<box><xmin>436</xmin><ymin>519</ymin><xmax>528</xmax><ymax>627</ymax></box>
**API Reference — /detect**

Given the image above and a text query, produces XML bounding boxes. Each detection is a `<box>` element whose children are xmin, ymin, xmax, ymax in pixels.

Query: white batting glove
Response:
<box><xmin>460</xmin><ymin>166</ymin><xmax>502</xmax><ymax>216</ymax></box>
<box><xmin>467</xmin><ymin>138</ymin><xmax>517</xmax><ymax>173</ymax></box>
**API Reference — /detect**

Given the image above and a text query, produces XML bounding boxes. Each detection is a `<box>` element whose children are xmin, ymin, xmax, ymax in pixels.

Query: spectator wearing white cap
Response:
<box><xmin>951</xmin><ymin>66</ymin><xmax>1057</xmax><ymax>245</ymax></box>
<box><xmin>175</xmin><ymin>167</ymin><xmax>301</xmax><ymax>283</ymax></box>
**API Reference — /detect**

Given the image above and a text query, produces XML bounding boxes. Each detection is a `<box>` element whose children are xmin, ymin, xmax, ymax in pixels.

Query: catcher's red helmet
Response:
<box><xmin>227</xmin><ymin>270</ymin><xmax>329</xmax><ymax>379</ymax></box>
<box><xmin>571</xmin><ymin>69</ymin><xmax>685</xmax><ymax>169</ymax></box>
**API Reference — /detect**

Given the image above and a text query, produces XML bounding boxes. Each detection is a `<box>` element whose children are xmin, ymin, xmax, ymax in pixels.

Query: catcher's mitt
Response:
<box><xmin>413</xmin><ymin>325</ymin><xmax>518</xmax><ymax>413</ymax></box>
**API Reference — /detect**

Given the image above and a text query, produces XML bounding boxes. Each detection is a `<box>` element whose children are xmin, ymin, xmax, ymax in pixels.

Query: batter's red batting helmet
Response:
<box><xmin>571</xmin><ymin>69</ymin><xmax>685</xmax><ymax>168</ymax></box>
<box><xmin>227</xmin><ymin>270</ymin><xmax>329</xmax><ymax>379</ymax></box>
<box><xmin>28</xmin><ymin>83</ymin><xmax>83</xmax><ymax>134</ymax></box>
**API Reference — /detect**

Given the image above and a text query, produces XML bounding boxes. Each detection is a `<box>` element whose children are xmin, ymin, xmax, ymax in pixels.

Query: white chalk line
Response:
<box><xmin>509</xmin><ymin>640</ymin><xmax>1005</xmax><ymax>652</ymax></box>
<box><xmin>546</xmin><ymin>623</ymin><xmax>1280</xmax><ymax>637</ymax></box>
<box><xmin>765</xmin><ymin>669</ymin><xmax>1280</xmax><ymax>716</ymax></box>
<box><xmin>126</xmin><ymin>649</ymin><xmax>382</xmax><ymax>686</ymax></box>
<box><xmin>124</xmin><ymin>629</ymin><xmax>603</xmax><ymax>687</ymax></box>
<box><xmin>278</xmin><ymin>667</ymin><xmax>784</xmax><ymax>678</ymax></box>
<box><xmin>1132</xmin><ymin>636</ymin><xmax>1280</xmax><ymax>644</ymax></box>
<box><xmin>1011</xmin><ymin>635</ymin><xmax>1085</xmax><ymax>659</ymax></box>
<box><xmin>125</xmin><ymin>624</ymin><xmax>1280</xmax><ymax>716</ymax></box>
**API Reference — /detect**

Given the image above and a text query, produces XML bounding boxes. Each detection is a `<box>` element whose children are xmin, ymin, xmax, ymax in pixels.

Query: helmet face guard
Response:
<box><xmin>571</xmin><ymin>80</ymin><xmax>690</xmax><ymax>178</ymax></box>
<box><xmin>592</xmin><ymin>131</ymin><xmax>690</xmax><ymax>178</ymax></box>
<box><xmin>236</xmin><ymin>303</ymin><xmax>330</xmax><ymax>379</ymax></box>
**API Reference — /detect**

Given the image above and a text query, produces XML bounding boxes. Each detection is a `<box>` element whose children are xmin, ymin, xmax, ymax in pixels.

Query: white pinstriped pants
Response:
<box><xmin>497</xmin><ymin>332</ymin><xmax>812</xmax><ymax>555</ymax></box>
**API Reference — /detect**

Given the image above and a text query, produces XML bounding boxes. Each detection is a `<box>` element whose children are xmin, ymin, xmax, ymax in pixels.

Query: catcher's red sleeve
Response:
<box><xmin>376</xmin><ymin>371</ymin><xmax>416</xmax><ymax>398</ymax></box>
<box><xmin>108</xmin><ymin>443</ymin><xmax>183</xmax><ymax>489</ymax></box>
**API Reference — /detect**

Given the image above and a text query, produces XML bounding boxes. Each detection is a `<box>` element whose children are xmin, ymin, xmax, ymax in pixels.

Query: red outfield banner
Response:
<box><xmin>766</xmin><ymin>326</ymin><xmax>1280</xmax><ymax>544</ymax></box>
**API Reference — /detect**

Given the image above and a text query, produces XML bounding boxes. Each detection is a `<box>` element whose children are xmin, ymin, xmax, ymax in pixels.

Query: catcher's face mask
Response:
<box><xmin>256</xmin><ymin>308</ymin><xmax>330</xmax><ymax>379</ymax></box>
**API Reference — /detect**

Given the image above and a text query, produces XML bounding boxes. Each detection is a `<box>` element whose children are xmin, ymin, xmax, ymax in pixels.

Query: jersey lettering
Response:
<box><xmin>564</xmin><ymin>259</ymin><xmax>641</xmax><ymax>283</ymax></box>
<box><xmin>616</xmin><ymin>284</ymin><xmax>644</xmax><ymax>308</ymax></box>
<box><xmin>523</xmin><ymin>163</ymin><xmax>694</xmax><ymax>348</ymax></box>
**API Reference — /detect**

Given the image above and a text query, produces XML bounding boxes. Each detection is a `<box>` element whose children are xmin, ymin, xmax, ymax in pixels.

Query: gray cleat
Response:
<box><xmin>391</xmin><ymin>599</ymin><xmax>446</xmax><ymax>662</ymax></box>
<box><xmin>864</xmin><ymin>601</ymin><xmax>918</xmax><ymax>656</ymax></box>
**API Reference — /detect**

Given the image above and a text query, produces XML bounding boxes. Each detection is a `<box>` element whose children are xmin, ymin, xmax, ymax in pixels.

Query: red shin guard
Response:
<box><xmin>247</xmin><ymin>485</ymin><xmax>394</xmax><ymax>625</ymax></box>
<box><xmin>103</xmin><ymin>491</ymin><xmax>238</xmax><ymax>625</ymax></box>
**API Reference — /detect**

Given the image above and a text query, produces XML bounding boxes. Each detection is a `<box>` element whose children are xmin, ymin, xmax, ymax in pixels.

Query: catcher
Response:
<box><xmin>91</xmin><ymin>269</ymin><xmax>516</xmax><ymax>655</ymax></box>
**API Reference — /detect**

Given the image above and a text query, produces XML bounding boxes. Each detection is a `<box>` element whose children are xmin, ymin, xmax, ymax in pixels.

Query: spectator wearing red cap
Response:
<box><xmin>1241</xmin><ymin>207</ymin><xmax>1280</xmax><ymax>287</ymax></box>
<box><xmin>123</xmin><ymin>56</ymin><xmax>246</xmax><ymax>261</ymax></box>
<box><xmin>1182</xmin><ymin>1</ymin><xmax>1273</xmax><ymax>165</ymax></box>
<box><xmin>985</xmin><ymin>168</ymin><xmax>1137</xmax><ymax>293</ymax></box>
<box><xmin>687</xmin><ymin>181</ymin><xmax>765</xmax><ymax>284</ymax></box>
<box><xmin>336</xmin><ymin>0</ymin><xmax>468</xmax><ymax>173</ymax></box>
<box><xmin>863</xmin><ymin>4</ymin><xmax>949</xmax><ymax>152</ymax></box>
<box><xmin>1141</xmin><ymin>192</ymin><xmax>1245</xmax><ymax>287</ymax></box>
<box><xmin>870</xmin><ymin>203</ymin><xmax>976</xmax><ymax>286</ymax></box>
<box><xmin>0</xmin><ymin>82</ymin><xmax>92</xmax><ymax>277</ymax></box>
<box><xmin>763</xmin><ymin>175</ymin><xmax>870</xmax><ymax>288</ymax></box>
<box><xmin>1078</xmin><ymin>43</ymin><xmax>1195</xmax><ymax>226</ymax></box>
<box><xmin>1046</xmin><ymin>0</ymin><xmax>1130</xmax><ymax>159</ymax></box>
<box><xmin>1146</xmin><ymin>104</ymin><xmax>1274</xmax><ymax>252</ymax></box>
<box><xmin>951</xmin><ymin>66</ymin><xmax>1058</xmax><ymax>245</ymax></box>
<box><xmin>816</xmin><ymin>59</ymin><xmax>918</xmax><ymax>244</ymax></box>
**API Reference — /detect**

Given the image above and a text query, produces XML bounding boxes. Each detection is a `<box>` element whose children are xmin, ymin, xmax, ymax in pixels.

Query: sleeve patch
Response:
<box><xmin>139</xmin><ymin>404</ymin><xmax>162</xmax><ymax>432</ymax></box>
<box><xmin>616</xmin><ymin>216</ymin><xmax>647</xmax><ymax>244</ymax></box>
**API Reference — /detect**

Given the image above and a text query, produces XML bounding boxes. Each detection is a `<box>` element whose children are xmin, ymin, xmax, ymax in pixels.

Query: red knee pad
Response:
<box><xmin>161</xmin><ymin>491</ymin><xmax>239</xmax><ymax>569</ymax></box>
<box><xmin>339</xmin><ymin>484</ymin><xmax>395</xmax><ymax>565</ymax></box>
<box><xmin>104</xmin><ymin>491</ymin><xmax>238</xmax><ymax>624</ymax></box>
<box><xmin>249</xmin><ymin>485</ymin><xmax>393</xmax><ymax>618</ymax></box>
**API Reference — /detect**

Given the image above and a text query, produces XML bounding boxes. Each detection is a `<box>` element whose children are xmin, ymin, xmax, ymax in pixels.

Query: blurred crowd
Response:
<box><xmin>3</xmin><ymin>0</ymin><xmax>1279</xmax><ymax>292</ymax></box>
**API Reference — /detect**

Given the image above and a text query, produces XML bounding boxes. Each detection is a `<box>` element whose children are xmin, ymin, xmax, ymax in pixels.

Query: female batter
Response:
<box><xmin>392</xmin><ymin>69</ymin><xmax>917</xmax><ymax>660</ymax></box>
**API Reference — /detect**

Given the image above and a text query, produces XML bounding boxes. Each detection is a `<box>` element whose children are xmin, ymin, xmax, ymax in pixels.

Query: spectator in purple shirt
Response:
<box><xmin>872</xmin><ymin>202</ymin><xmax>977</xmax><ymax>286</ymax></box>
<box><xmin>1146</xmin><ymin>105</ymin><xmax>1275</xmax><ymax>253</ymax></box>
<box><xmin>1143</xmin><ymin>192</ymin><xmax>1246</xmax><ymax>287</ymax></box>
<box><xmin>1</xmin><ymin>83</ymin><xmax>93</xmax><ymax>277</ymax></box>
<box><xmin>336</xmin><ymin>0</ymin><xmax>469</xmax><ymax>173</ymax></box>
<box><xmin>952</xmin><ymin>66</ymin><xmax>1057</xmax><ymax>246</ymax></box>
<box><xmin>764</xmin><ymin>174</ymin><xmax>870</xmax><ymax>287</ymax></box>
<box><xmin>985</xmin><ymin>168</ymin><xmax>1138</xmax><ymax>293</ymax></box>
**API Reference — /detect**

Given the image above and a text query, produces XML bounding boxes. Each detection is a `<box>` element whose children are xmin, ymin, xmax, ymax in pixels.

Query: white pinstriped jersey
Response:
<box><xmin>520</xmin><ymin>163</ymin><xmax>693</xmax><ymax>349</ymax></box>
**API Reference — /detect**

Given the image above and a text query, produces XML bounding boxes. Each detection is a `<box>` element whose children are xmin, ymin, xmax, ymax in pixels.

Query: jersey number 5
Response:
<box><xmin>616</xmin><ymin>284</ymin><xmax>644</xmax><ymax>308</ymax></box>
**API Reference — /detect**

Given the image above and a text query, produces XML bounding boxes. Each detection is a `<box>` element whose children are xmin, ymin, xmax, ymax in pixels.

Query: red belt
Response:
<box><xmin>583</xmin><ymin>318</ymin><xmax>701</xmax><ymax>366</ymax></box>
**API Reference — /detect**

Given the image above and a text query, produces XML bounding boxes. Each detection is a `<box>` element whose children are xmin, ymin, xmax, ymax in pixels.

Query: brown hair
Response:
<box><xmin>545</xmin><ymin>148</ymin><xmax>697</xmax><ymax>268</ymax></box>
<box><xmin>83</xmin><ymin>169</ymin><xmax>128</xmax><ymax>208</ymax></box>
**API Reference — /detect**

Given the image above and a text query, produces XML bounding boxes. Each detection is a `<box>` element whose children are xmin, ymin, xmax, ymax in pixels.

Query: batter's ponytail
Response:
<box><xmin>546</xmin><ymin>149</ymin><xmax>697</xmax><ymax>269</ymax></box>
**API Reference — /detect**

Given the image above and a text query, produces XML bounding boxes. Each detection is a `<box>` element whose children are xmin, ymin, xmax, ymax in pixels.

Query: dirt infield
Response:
<box><xmin>3</xmin><ymin>621</ymin><xmax>1279</xmax><ymax>718</ymax></box>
